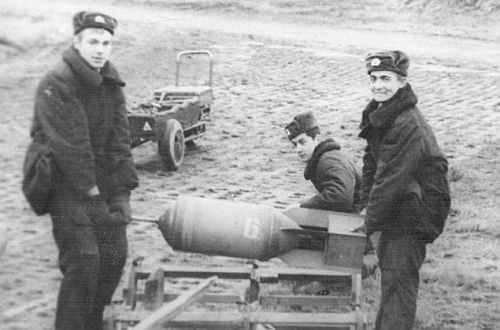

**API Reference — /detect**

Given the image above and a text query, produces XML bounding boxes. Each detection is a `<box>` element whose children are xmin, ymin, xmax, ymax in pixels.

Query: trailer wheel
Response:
<box><xmin>158</xmin><ymin>119</ymin><xmax>185</xmax><ymax>171</ymax></box>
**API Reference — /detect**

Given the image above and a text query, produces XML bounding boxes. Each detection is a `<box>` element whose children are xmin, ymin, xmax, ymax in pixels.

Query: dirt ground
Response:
<box><xmin>1</xmin><ymin>0</ymin><xmax>499</xmax><ymax>329</ymax></box>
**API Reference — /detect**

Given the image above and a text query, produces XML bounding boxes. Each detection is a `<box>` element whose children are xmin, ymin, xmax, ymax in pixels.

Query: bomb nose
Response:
<box><xmin>158</xmin><ymin>201</ymin><xmax>177</xmax><ymax>248</ymax></box>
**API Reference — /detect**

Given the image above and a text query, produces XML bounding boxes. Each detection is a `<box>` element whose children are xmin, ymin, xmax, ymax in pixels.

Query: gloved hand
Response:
<box><xmin>87</xmin><ymin>194</ymin><xmax>112</xmax><ymax>226</ymax></box>
<box><xmin>362</xmin><ymin>250</ymin><xmax>379</xmax><ymax>279</ymax></box>
<box><xmin>352</xmin><ymin>223</ymin><xmax>367</xmax><ymax>234</ymax></box>
<box><xmin>108</xmin><ymin>191</ymin><xmax>132</xmax><ymax>225</ymax></box>
<box><xmin>352</xmin><ymin>220</ymin><xmax>375</xmax><ymax>237</ymax></box>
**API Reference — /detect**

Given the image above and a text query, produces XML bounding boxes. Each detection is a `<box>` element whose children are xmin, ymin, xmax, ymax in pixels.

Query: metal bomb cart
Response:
<box><xmin>127</xmin><ymin>51</ymin><xmax>213</xmax><ymax>171</ymax></box>
<box><xmin>108</xmin><ymin>196</ymin><xmax>367</xmax><ymax>330</ymax></box>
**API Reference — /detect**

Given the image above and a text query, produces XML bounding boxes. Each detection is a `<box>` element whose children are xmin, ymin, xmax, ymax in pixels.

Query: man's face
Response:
<box><xmin>291</xmin><ymin>133</ymin><xmax>318</xmax><ymax>162</ymax></box>
<box><xmin>73</xmin><ymin>28</ymin><xmax>113</xmax><ymax>70</ymax></box>
<box><xmin>368</xmin><ymin>71</ymin><xmax>406</xmax><ymax>102</ymax></box>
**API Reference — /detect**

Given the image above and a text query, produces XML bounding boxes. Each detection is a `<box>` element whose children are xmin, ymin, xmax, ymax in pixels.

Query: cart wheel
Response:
<box><xmin>158</xmin><ymin>119</ymin><xmax>185</xmax><ymax>171</ymax></box>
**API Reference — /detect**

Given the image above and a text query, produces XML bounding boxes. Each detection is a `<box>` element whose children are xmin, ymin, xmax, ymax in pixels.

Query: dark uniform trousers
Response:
<box><xmin>374</xmin><ymin>231</ymin><xmax>426</xmax><ymax>330</ymax></box>
<box><xmin>50</xmin><ymin>186</ymin><xmax>127</xmax><ymax>330</ymax></box>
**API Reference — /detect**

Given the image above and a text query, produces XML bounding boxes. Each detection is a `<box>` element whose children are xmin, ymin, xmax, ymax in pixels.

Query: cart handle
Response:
<box><xmin>175</xmin><ymin>50</ymin><xmax>213</xmax><ymax>87</ymax></box>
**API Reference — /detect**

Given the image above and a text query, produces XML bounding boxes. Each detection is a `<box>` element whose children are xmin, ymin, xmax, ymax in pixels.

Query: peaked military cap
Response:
<box><xmin>73</xmin><ymin>11</ymin><xmax>118</xmax><ymax>35</ymax></box>
<box><xmin>365</xmin><ymin>50</ymin><xmax>409</xmax><ymax>77</ymax></box>
<box><xmin>285</xmin><ymin>111</ymin><xmax>320</xmax><ymax>140</ymax></box>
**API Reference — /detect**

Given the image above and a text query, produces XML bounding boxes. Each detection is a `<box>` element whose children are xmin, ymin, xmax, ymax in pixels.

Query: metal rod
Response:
<box><xmin>132</xmin><ymin>216</ymin><xmax>159</xmax><ymax>224</ymax></box>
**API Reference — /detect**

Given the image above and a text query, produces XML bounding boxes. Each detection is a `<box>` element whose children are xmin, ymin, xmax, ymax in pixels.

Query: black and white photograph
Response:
<box><xmin>1</xmin><ymin>0</ymin><xmax>499</xmax><ymax>329</ymax></box>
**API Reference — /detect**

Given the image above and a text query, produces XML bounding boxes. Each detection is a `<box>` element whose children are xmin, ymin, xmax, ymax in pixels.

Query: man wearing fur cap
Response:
<box><xmin>285</xmin><ymin>111</ymin><xmax>361</xmax><ymax>212</ymax></box>
<box><xmin>285</xmin><ymin>111</ymin><xmax>378</xmax><ymax>278</ymax></box>
<box><xmin>356</xmin><ymin>50</ymin><xmax>450</xmax><ymax>329</ymax></box>
<box><xmin>24</xmin><ymin>11</ymin><xmax>138</xmax><ymax>330</ymax></box>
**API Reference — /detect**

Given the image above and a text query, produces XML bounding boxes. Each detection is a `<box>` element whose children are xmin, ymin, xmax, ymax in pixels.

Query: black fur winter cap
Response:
<box><xmin>285</xmin><ymin>111</ymin><xmax>320</xmax><ymax>140</ymax></box>
<box><xmin>365</xmin><ymin>50</ymin><xmax>409</xmax><ymax>77</ymax></box>
<box><xmin>73</xmin><ymin>11</ymin><xmax>118</xmax><ymax>35</ymax></box>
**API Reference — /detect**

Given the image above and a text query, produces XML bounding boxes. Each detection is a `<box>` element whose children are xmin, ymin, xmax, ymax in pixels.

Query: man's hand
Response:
<box><xmin>362</xmin><ymin>250</ymin><xmax>379</xmax><ymax>279</ymax></box>
<box><xmin>87</xmin><ymin>185</ymin><xmax>100</xmax><ymax>197</ymax></box>
<box><xmin>108</xmin><ymin>191</ymin><xmax>132</xmax><ymax>225</ymax></box>
<box><xmin>352</xmin><ymin>223</ymin><xmax>367</xmax><ymax>234</ymax></box>
<box><xmin>87</xmin><ymin>194</ymin><xmax>111</xmax><ymax>225</ymax></box>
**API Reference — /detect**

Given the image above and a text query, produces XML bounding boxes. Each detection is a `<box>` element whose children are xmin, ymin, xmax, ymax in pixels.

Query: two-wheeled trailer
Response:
<box><xmin>127</xmin><ymin>50</ymin><xmax>213</xmax><ymax>171</ymax></box>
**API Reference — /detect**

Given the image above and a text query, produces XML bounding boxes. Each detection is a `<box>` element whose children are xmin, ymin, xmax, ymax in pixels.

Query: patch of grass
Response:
<box><xmin>418</xmin><ymin>273</ymin><xmax>500</xmax><ymax>329</ymax></box>
<box><xmin>446</xmin><ymin>204</ymin><xmax>500</xmax><ymax>236</ymax></box>
<box><xmin>415</xmin><ymin>302</ymin><xmax>439</xmax><ymax>329</ymax></box>
<box><xmin>0</xmin><ymin>11</ymin><xmax>69</xmax><ymax>54</ymax></box>
<box><xmin>422</xmin><ymin>260</ymin><xmax>498</xmax><ymax>291</ymax></box>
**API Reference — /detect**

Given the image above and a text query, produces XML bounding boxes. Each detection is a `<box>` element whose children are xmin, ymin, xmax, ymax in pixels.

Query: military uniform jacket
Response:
<box><xmin>301</xmin><ymin>139</ymin><xmax>361</xmax><ymax>213</ymax></box>
<box><xmin>359</xmin><ymin>84</ymin><xmax>450</xmax><ymax>242</ymax></box>
<box><xmin>28</xmin><ymin>47</ymin><xmax>138</xmax><ymax>197</ymax></box>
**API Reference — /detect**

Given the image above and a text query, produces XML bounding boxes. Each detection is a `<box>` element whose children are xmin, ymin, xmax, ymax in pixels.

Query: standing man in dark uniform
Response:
<box><xmin>356</xmin><ymin>50</ymin><xmax>450</xmax><ymax>329</ymax></box>
<box><xmin>26</xmin><ymin>11</ymin><xmax>138</xmax><ymax>330</ymax></box>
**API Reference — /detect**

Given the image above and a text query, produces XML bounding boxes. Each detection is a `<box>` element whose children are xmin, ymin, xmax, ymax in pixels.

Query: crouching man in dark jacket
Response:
<box><xmin>285</xmin><ymin>112</ymin><xmax>379</xmax><ymax>277</ymax></box>
<box><xmin>285</xmin><ymin>111</ymin><xmax>361</xmax><ymax>213</ymax></box>
<box><xmin>355</xmin><ymin>50</ymin><xmax>450</xmax><ymax>330</ymax></box>
<box><xmin>25</xmin><ymin>11</ymin><xmax>138</xmax><ymax>330</ymax></box>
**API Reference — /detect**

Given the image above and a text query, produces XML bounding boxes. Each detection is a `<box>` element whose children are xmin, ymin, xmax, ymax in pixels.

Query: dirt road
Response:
<box><xmin>5</xmin><ymin>0</ymin><xmax>500</xmax><ymax>69</ymax></box>
<box><xmin>1</xmin><ymin>0</ymin><xmax>499</xmax><ymax>329</ymax></box>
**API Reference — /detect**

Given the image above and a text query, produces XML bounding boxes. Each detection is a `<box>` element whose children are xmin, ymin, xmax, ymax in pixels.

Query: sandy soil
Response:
<box><xmin>1</xmin><ymin>0</ymin><xmax>499</xmax><ymax>329</ymax></box>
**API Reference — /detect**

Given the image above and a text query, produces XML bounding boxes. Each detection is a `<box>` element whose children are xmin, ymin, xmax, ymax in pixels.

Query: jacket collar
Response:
<box><xmin>359</xmin><ymin>83</ymin><xmax>417</xmax><ymax>133</ymax></box>
<box><xmin>62</xmin><ymin>47</ymin><xmax>125</xmax><ymax>87</ymax></box>
<box><xmin>304</xmin><ymin>138</ymin><xmax>341</xmax><ymax>180</ymax></box>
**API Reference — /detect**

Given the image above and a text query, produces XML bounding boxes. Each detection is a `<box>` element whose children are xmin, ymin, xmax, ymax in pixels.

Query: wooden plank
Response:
<box><xmin>143</xmin><ymin>268</ymin><xmax>165</xmax><ymax>311</ymax></box>
<box><xmin>246</xmin><ymin>264</ymin><xmax>260</xmax><ymax>303</ymax></box>
<box><xmin>134</xmin><ymin>265</ymin><xmax>352</xmax><ymax>282</ymax></box>
<box><xmin>133</xmin><ymin>291</ymin><xmax>242</xmax><ymax>304</ymax></box>
<box><xmin>268</xmin><ymin>267</ymin><xmax>352</xmax><ymax>281</ymax></box>
<box><xmin>354</xmin><ymin>273</ymin><xmax>365</xmax><ymax>330</ymax></box>
<box><xmin>353</xmin><ymin>273</ymin><xmax>362</xmax><ymax>303</ymax></box>
<box><xmin>135</xmin><ymin>266</ymin><xmax>253</xmax><ymax>280</ymax></box>
<box><xmin>114</xmin><ymin>311</ymin><xmax>360</xmax><ymax>329</ymax></box>
<box><xmin>132</xmin><ymin>292</ymin><xmax>351</xmax><ymax>308</ymax></box>
<box><xmin>169</xmin><ymin>311</ymin><xmax>358</xmax><ymax>328</ymax></box>
<box><xmin>259</xmin><ymin>294</ymin><xmax>351</xmax><ymax>307</ymax></box>
<box><xmin>125</xmin><ymin>265</ymin><xmax>138</xmax><ymax>308</ymax></box>
<box><xmin>130</xmin><ymin>276</ymin><xmax>217</xmax><ymax>330</ymax></box>
<box><xmin>356</xmin><ymin>308</ymin><xmax>366</xmax><ymax>330</ymax></box>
